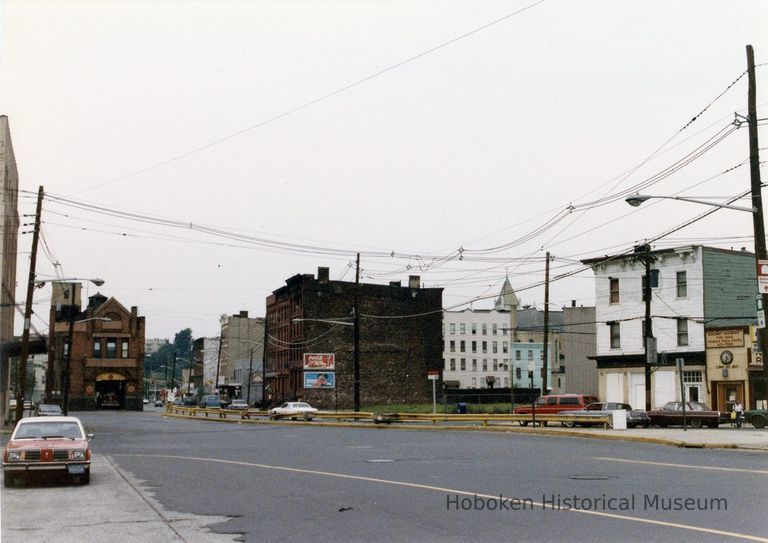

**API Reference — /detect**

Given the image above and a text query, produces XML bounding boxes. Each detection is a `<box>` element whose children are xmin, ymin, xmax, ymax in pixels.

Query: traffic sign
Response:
<box><xmin>427</xmin><ymin>371</ymin><xmax>439</xmax><ymax>381</ymax></box>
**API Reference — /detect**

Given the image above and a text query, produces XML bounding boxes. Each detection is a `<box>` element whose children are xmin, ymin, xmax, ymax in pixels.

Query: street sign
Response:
<box><xmin>758</xmin><ymin>295</ymin><xmax>766</xmax><ymax>328</ymax></box>
<box><xmin>758</xmin><ymin>260</ymin><xmax>768</xmax><ymax>292</ymax></box>
<box><xmin>427</xmin><ymin>371</ymin><xmax>439</xmax><ymax>381</ymax></box>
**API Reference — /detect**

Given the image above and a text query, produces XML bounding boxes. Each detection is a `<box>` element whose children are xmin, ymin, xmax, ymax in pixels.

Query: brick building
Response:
<box><xmin>265</xmin><ymin>267</ymin><xmax>443</xmax><ymax>409</ymax></box>
<box><xmin>46</xmin><ymin>282</ymin><xmax>145</xmax><ymax>410</ymax></box>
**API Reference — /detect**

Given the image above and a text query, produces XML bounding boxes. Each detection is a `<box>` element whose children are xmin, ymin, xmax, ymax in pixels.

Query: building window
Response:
<box><xmin>460</xmin><ymin>359</ymin><xmax>466</xmax><ymax>371</ymax></box>
<box><xmin>482</xmin><ymin>341</ymin><xmax>487</xmax><ymax>353</ymax></box>
<box><xmin>471</xmin><ymin>323</ymin><xmax>477</xmax><ymax>335</ymax></box>
<box><xmin>449</xmin><ymin>340</ymin><xmax>456</xmax><ymax>353</ymax></box>
<box><xmin>502</xmin><ymin>342</ymin><xmax>508</xmax><ymax>354</ymax></box>
<box><xmin>493</xmin><ymin>361</ymin><xmax>498</xmax><ymax>371</ymax></box>
<box><xmin>516</xmin><ymin>367</ymin><xmax>522</xmax><ymax>380</ymax></box>
<box><xmin>677</xmin><ymin>319</ymin><xmax>689</xmax><ymax>346</ymax></box>
<box><xmin>460</xmin><ymin>323</ymin><xmax>466</xmax><ymax>335</ymax></box>
<box><xmin>92</xmin><ymin>339</ymin><xmax>102</xmax><ymax>358</ymax></box>
<box><xmin>450</xmin><ymin>323</ymin><xmax>456</xmax><ymax>335</ymax></box>
<box><xmin>482</xmin><ymin>360</ymin><xmax>488</xmax><ymax>371</ymax></box>
<box><xmin>460</xmin><ymin>341</ymin><xmax>465</xmax><ymax>353</ymax></box>
<box><xmin>492</xmin><ymin>323</ymin><xmax>498</xmax><ymax>335</ymax></box>
<box><xmin>471</xmin><ymin>377</ymin><xmax>477</xmax><ymax>387</ymax></box>
<box><xmin>471</xmin><ymin>341</ymin><xmax>477</xmax><ymax>354</ymax></box>
<box><xmin>504</xmin><ymin>377</ymin><xmax>509</xmax><ymax>387</ymax></box>
<box><xmin>106</xmin><ymin>338</ymin><xmax>117</xmax><ymax>359</ymax></box>
<box><xmin>609</xmin><ymin>278</ymin><xmax>620</xmax><ymax>304</ymax></box>
<box><xmin>121</xmin><ymin>339</ymin><xmax>129</xmax><ymax>358</ymax></box>
<box><xmin>482</xmin><ymin>323</ymin><xmax>487</xmax><ymax>335</ymax></box>
<box><xmin>609</xmin><ymin>323</ymin><xmax>621</xmax><ymax>349</ymax></box>
<box><xmin>676</xmin><ymin>271</ymin><xmax>687</xmax><ymax>298</ymax></box>
<box><xmin>450</xmin><ymin>359</ymin><xmax>456</xmax><ymax>371</ymax></box>
<box><xmin>471</xmin><ymin>359</ymin><xmax>477</xmax><ymax>371</ymax></box>
<box><xmin>528</xmin><ymin>350</ymin><xmax>533</xmax><ymax>361</ymax></box>
<box><xmin>515</xmin><ymin>350</ymin><xmax>521</xmax><ymax>360</ymax></box>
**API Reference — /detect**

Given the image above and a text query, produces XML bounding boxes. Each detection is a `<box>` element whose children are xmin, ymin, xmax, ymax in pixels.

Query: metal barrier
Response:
<box><xmin>164</xmin><ymin>405</ymin><xmax>612</xmax><ymax>428</ymax></box>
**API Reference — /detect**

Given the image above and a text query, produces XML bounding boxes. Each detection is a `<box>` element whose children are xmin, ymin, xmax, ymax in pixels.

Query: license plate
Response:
<box><xmin>67</xmin><ymin>465</ymin><xmax>85</xmax><ymax>475</ymax></box>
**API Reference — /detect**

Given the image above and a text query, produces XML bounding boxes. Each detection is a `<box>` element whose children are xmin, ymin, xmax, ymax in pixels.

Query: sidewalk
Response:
<box><xmin>0</xmin><ymin>455</ymin><xmax>236</xmax><ymax>543</ymax></box>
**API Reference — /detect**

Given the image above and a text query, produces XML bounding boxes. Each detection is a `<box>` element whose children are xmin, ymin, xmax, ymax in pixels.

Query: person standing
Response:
<box><xmin>733</xmin><ymin>400</ymin><xmax>745</xmax><ymax>429</ymax></box>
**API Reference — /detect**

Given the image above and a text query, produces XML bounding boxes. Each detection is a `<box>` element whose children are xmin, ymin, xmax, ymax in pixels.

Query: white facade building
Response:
<box><xmin>583</xmin><ymin>245</ymin><xmax>758</xmax><ymax>410</ymax></box>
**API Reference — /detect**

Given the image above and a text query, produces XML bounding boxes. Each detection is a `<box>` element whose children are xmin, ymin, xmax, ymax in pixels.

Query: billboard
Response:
<box><xmin>303</xmin><ymin>353</ymin><xmax>335</xmax><ymax>371</ymax></box>
<box><xmin>304</xmin><ymin>371</ymin><xmax>335</xmax><ymax>389</ymax></box>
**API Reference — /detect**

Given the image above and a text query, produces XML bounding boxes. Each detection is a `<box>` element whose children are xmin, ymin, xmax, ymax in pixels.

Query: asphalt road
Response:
<box><xmin>5</xmin><ymin>409</ymin><xmax>768</xmax><ymax>543</ymax></box>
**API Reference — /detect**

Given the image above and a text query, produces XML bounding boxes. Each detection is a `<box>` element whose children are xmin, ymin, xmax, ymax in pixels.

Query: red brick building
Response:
<box><xmin>265</xmin><ymin>267</ymin><xmax>443</xmax><ymax>409</ymax></box>
<box><xmin>46</xmin><ymin>282</ymin><xmax>145</xmax><ymax>410</ymax></box>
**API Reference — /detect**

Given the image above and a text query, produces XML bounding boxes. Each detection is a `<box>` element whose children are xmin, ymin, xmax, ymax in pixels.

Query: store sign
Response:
<box><xmin>705</xmin><ymin>329</ymin><xmax>744</xmax><ymax>348</ymax></box>
<box><xmin>304</xmin><ymin>371</ymin><xmax>335</xmax><ymax>389</ymax></box>
<box><xmin>303</xmin><ymin>353</ymin><xmax>335</xmax><ymax>370</ymax></box>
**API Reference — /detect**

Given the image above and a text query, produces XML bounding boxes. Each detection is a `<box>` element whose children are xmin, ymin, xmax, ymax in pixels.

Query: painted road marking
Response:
<box><xmin>595</xmin><ymin>457</ymin><xmax>768</xmax><ymax>475</ymax></box>
<box><xmin>114</xmin><ymin>453</ymin><xmax>768</xmax><ymax>543</ymax></box>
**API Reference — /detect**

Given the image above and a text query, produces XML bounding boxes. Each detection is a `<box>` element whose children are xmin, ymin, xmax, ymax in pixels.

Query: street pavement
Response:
<box><xmin>0</xmin><ymin>452</ymin><xmax>236</xmax><ymax>543</ymax></box>
<box><xmin>2</xmin><ymin>409</ymin><xmax>767</xmax><ymax>542</ymax></box>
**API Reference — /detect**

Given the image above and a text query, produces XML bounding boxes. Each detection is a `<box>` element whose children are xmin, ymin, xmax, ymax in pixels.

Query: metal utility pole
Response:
<box><xmin>353</xmin><ymin>252</ymin><xmax>361</xmax><ymax>412</ymax></box>
<box><xmin>246</xmin><ymin>348</ymin><xmax>254</xmax><ymax>405</ymax></box>
<box><xmin>171</xmin><ymin>352</ymin><xmax>177</xmax><ymax>391</ymax></box>
<box><xmin>15</xmin><ymin>186</ymin><xmax>43</xmax><ymax>424</ymax></box>
<box><xmin>214</xmin><ymin>334</ymin><xmax>223</xmax><ymax>395</ymax></box>
<box><xmin>261</xmin><ymin>317</ymin><xmax>268</xmax><ymax>407</ymax></box>
<box><xmin>747</xmin><ymin>45</ymin><xmax>768</xmax><ymax>401</ymax></box>
<box><xmin>542</xmin><ymin>252</ymin><xmax>551</xmax><ymax>393</ymax></box>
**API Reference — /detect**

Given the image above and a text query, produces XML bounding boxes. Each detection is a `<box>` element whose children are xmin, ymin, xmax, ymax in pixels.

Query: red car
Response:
<box><xmin>2</xmin><ymin>416</ymin><xmax>93</xmax><ymax>487</ymax></box>
<box><xmin>514</xmin><ymin>394</ymin><xmax>599</xmax><ymax>426</ymax></box>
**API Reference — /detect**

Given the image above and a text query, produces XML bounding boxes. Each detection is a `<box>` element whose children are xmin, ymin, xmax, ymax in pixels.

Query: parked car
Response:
<box><xmin>560</xmin><ymin>402</ymin><xmax>651</xmax><ymax>428</ymax></box>
<box><xmin>647</xmin><ymin>401</ymin><xmax>720</xmax><ymax>428</ymax></box>
<box><xmin>182</xmin><ymin>394</ymin><xmax>197</xmax><ymax>406</ymax></box>
<box><xmin>34</xmin><ymin>404</ymin><xmax>63</xmax><ymax>417</ymax></box>
<box><xmin>228</xmin><ymin>399</ymin><xmax>249</xmax><ymax>410</ymax></box>
<box><xmin>269</xmin><ymin>402</ymin><xmax>318</xmax><ymax>421</ymax></box>
<box><xmin>143</xmin><ymin>398</ymin><xmax>149</xmax><ymax>405</ymax></box>
<box><xmin>513</xmin><ymin>394</ymin><xmax>599</xmax><ymax>426</ymax></box>
<box><xmin>744</xmin><ymin>408</ymin><xmax>767</xmax><ymax>429</ymax></box>
<box><xmin>2</xmin><ymin>416</ymin><xmax>93</xmax><ymax>487</ymax></box>
<box><xmin>198</xmin><ymin>395</ymin><xmax>221</xmax><ymax>409</ymax></box>
<box><xmin>154</xmin><ymin>399</ymin><xmax>164</xmax><ymax>407</ymax></box>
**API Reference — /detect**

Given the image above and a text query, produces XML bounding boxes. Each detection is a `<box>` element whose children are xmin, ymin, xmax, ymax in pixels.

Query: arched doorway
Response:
<box><xmin>95</xmin><ymin>372</ymin><xmax>127</xmax><ymax>409</ymax></box>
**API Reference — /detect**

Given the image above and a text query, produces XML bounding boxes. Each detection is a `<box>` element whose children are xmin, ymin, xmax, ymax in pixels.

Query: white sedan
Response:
<box><xmin>268</xmin><ymin>402</ymin><xmax>318</xmax><ymax>421</ymax></box>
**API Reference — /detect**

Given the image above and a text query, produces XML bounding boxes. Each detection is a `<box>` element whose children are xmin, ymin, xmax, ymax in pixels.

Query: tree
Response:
<box><xmin>173</xmin><ymin>328</ymin><xmax>192</xmax><ymax>361</ymax></box>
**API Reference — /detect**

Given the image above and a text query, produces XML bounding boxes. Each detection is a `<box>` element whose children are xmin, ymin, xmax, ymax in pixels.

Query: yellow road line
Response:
<box><xmin>594</xmin><ymin>457</ymin><xmax>768</xmax><ymax>475</ymax></box>
<box><xmin>114</xmin><ymin>453</ymin><xmax>768</xmax><ymax>543</ymax></box>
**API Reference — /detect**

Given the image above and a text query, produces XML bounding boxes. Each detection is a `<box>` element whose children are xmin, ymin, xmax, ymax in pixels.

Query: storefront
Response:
<box><xmin>706</xmin><ymin>327</ymin><xmax>751</xmax><ymax>412</ymax></box>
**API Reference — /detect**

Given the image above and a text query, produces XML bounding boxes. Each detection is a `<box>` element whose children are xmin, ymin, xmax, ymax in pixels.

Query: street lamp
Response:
<box><xmin>16</xmin><ymin>277</ymin><xmax>105</xmax><ymax>422</ymax></box>
<box><xmin>625</xmin><ymin>194</ymin><xmax>756</xmax><ymax>213</ymax></box>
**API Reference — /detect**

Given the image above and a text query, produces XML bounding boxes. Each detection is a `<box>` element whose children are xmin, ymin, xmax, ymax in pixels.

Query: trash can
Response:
<box><xmin>611</xmin><ymin>409</ymin><xmax>627</xmax><ymax>430</ymax></box>
<box><xmin>457</xmin><ymin>403</ymin><xmax>467</xmax><ymax>414</ymax></box>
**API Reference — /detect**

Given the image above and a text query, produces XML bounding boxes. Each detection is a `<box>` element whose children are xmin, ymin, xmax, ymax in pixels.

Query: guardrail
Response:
<box><xmin>163</xmin><ymin>405</ymin><xmax>613</xmax><ymax>428</ymax></box>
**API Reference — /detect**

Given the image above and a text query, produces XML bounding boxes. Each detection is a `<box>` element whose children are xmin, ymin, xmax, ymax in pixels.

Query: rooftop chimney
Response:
<box><xmin>408</xmin><ymin>275</ymin><xmax>420</xmax><ymax>289</ymax></box>
<box><xmin>318</xmin><ymin>267</ymin><xmax>330</xmax><ymax>283</ymax></box>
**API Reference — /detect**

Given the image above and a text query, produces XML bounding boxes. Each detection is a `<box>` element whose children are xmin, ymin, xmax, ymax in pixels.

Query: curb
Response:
<box><xmin>161</xmin><ymin>412</ymin><xmax>768</xmax><ymax>452</ymax></box>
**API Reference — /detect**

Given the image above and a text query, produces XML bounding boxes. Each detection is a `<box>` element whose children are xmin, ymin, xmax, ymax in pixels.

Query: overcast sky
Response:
<box><xmin>3</xmin><ymin>0</ymin><xmax>767</xmax><ymax>341</ymax></box>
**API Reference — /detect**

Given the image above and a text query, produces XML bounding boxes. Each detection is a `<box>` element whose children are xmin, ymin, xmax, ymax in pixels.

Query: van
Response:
<box><xmin>199</xmin><ymin>395</ymin><xmax>221</xmax><ymax>409</ymax></box>
<box><xmin>513</xmin><ymin>394</ymin><xmax>599</xmax><ymax>425</ymax></box>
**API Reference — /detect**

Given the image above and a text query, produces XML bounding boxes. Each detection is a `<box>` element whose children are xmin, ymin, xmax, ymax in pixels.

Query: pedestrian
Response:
<box><xmin>733</xmin><ymin>400</ymin><xmax>745</xmax><ymax>429</ymax></box>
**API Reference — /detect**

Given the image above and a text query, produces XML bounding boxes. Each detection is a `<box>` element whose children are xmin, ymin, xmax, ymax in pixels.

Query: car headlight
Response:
<box><xmin>7</xmin><ymin>451</ymin><xmax>21</xmax><ymax>462</ymax></box>
<box><xmin>71</xmin><ymin>450</ymin><xmax>86</xmax><ymax>460</ymax></box>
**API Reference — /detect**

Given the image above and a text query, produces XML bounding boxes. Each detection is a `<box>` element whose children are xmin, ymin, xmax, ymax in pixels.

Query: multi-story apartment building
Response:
<box><xmin>191</xmin><ymin>337</ymin><xmax>220</xmax><ymax>395</ymax></box>
<box><xmin>442</xmin><ymin>278</ymin><xmax>563</xmax><ymax>392</ymax></box>
<box><xmin>555</xmin><ymin>303</ymin><xmax>598</xmax><ymax>396</ymax></box>
<box><xmin>46</xmin><ymin>282</ymin><xmax>146</xmax><ymax>410</ymax></box>
<box><xmin>145</xmin><ymin>338</ymin><xmax>170</xmax><ymax>355</ymax></box>
<box><xmin>0</xmin><ymin>115</ymin><xmax>19</xmax><ymax>423</ymax></box>
<box><xmin>218</xmin><ymin>311</ymin><xmax>265</xmax><ymax>404</ymax></box>
<box><xmin>265</xmin><ymin>268</ymin><xmax>443</xmax><ymax>408</ymax></box>
<box><xmin>582</xmin><ymin>245</ymin><xmax>759</xmax><ymax>410</ymax></box>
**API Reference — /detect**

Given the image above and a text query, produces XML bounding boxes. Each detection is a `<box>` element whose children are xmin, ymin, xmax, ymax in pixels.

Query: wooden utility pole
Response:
<box><xmin>642</xmin><ymin>243</ymin><xmax>654</xmax><ymax>412</ymax></box>
<box><xmin>15</xmin><ymin>186</ymin><xmax>43</xmax><ymax>424</ymax></box>
<box><xmin>542</xmin><ymin>252</ymin><xmax>551</xmax><ymax>393</ymax></box>
<box><xmin>747</xmin><ymin>45</ymin><xmax>768</xmax><ymax>401</ymax></box>
<box><xmin>353</xmin><ymin>252</ymin><xmax>361</xmax><ymax>412</ymax></box>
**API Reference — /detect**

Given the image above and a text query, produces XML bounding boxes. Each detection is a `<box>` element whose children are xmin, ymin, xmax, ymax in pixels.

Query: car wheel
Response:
<box><xmin>519</xmin><ymin>421</ymin><xmax>528</xmax><ymax>427</ymax></box>
<box><xmin>689</xmin><ymin>418</ymin><xmax>703</xmax><ymax>429</ymax></box>
<box><xmin>751</xmin><ymin>415</ymin><xmax>766</xmax><ymax>429</ymax></box>
<box><xmin>563</xmin><ymin>421</ymin><xmax>575</xmax><ymax>428</ymax></box>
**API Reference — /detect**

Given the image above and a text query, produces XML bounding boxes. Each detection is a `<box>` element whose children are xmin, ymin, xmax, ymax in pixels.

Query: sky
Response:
<box><xmin>3</xmin><ymin>0</ymin><xmax>768</xmax><ymax>341</ymax></box>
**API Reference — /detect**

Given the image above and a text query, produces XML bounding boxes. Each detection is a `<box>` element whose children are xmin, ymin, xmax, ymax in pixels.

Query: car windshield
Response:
<box><xmin>38</xmin><ymin>405</ymin><xmax>61</xmax><ymax>413</ymax></box>
<box><xmin>295</xmin><ymin>403</ymin><xmax>311</xmax><ymax>408</ymax></box>
<box><xmin>15</xmin><ymin>421</ymin><xmax>83</xmax><ymax>440</ymax></box>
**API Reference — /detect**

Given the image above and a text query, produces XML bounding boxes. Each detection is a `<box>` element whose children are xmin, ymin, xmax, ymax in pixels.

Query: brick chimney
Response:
<box><xmin>318</xmin><ymin>267</ymin><xmax>330</xmax><ymax>283</ymax></box>
<box><xmin>408</xmin><ymin>275</ymin><xmax>420</xmax><ymax>289</ymax></box>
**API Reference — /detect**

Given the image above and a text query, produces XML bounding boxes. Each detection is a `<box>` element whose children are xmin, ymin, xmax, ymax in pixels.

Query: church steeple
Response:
<box><xmin>495</xmin><ymin>276</ymin><xmax>519</xmax><ymax>310</ymax></box>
